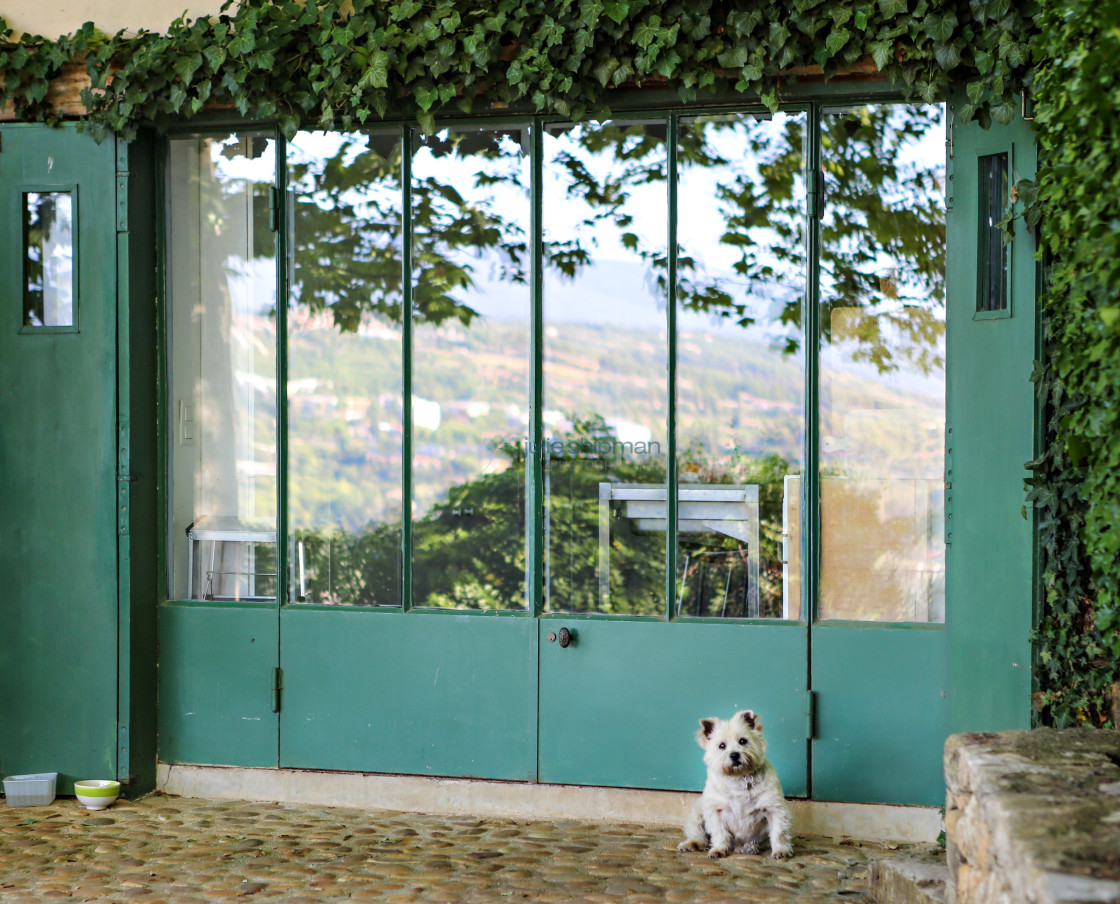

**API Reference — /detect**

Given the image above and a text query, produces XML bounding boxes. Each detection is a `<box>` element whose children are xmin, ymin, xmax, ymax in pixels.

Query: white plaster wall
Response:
<box><xmin>2</xmin><ymin>2</ymin><xmax>225</xmax><ymax>38</ymax></box>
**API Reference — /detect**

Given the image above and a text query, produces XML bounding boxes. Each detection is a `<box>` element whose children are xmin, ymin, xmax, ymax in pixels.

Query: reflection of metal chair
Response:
<box><xmin>597</xmin><ymin>483</ymin><xmax>760</xmax><ymax>616</ymax></box>
<box><xmin>677</xmin><ymin>547</ymin><xmax>753</xmax><ymax>618</ymax></box>
<box><xmin>187</xmin><ymin>516</ymin><xmax>277</xmax><ymax>601</ymax></box>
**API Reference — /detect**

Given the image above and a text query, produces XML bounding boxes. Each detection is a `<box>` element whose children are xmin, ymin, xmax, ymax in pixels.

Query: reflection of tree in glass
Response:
<box><xmin>820</xmin><ymin>105</ymin><xmax>945</xmax><ymax>375</ymax></box>
<box><xmin>285</xmin><ymin>108</ymin><xmax>942</xmax><ymax>376</ymax></box>
<box><xmin>288</xmin><ymin>130</ymin><xmax>530</xmax><ymax>333</ymax></box>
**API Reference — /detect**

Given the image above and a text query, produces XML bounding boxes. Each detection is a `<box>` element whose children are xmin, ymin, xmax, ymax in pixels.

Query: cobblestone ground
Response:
<box><xmin>0</xmin><ymin>794</ymin><xmax>931</xmax><ymax>903</ymax></box>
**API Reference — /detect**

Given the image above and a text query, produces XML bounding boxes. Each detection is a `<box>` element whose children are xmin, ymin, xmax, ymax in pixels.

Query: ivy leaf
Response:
<box><xmin>278</xmin><ymin>112</ymin><xmax>299</xmax><ymax>140</ymax></box>
<box><xmin>415</xmin><ymin>85</ymin><xmax>439</xmax><ymax>111</ymax></box>
<box><xmin>227</xmin><ymin>29</ymin><xmax>255</xmax><ymax>56</ymax></box>
<box><xmin>173</xmin><ymin>52</ymin><xmax>203</xmax><ymax>81</ymax></box>
<box><xmin>991</xmin><ymin>94</ymin><xmax>1016</xmax><ymax>124</ymax></box>
<box><xmin>869</xmin><ymin>41</ymin><xmax>893</xmax><ymax>69</ymax></box>
<box><xmin>202</xmin><ymin>44</ymin><xmax>227</xmax><ymax>70</ymax></box>
<box><xmin>717</xmin><ymin>45</ymin><xmax>749</xmax><ymax>70</ymax></box>
<box><xmin>391</xmin><ymin>0</ymin><xmax>422</xmax><ymax>21</ymax></box>
<box><xmin>358</xmin><ymin>49</ymin><xmax>390</xmax><ymax>89</ymax></box>
<box><xmin>602</xmin><ymin>1</ymin><xmax>629</xmax><ymax>24</ymax></box>
<box><xmin>825</xmin><ymin>27</ymin><xmax>850</xmax><ymax>57</ymax></box>
<box><xmin>878</xmin><ymin>0</ymin><xmax>908</xmax><ymax>17</ymax></box>
<box><xmin>935</xmin><ymin>43</ymin><xmax>962</xmax><ymax>70</ymax></box>
<box><xmin>923</xmin><ymin>12</ymin><xmax>958</xmax><ymax>43</ymax></box>
<box><xmin>726</xmin><ymin>9</ymin><xmax>763</xmax><ymax>36</ymax></box>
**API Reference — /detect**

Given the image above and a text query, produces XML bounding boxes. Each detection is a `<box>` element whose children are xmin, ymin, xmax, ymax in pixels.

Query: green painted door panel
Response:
<box><xmin>158</xmin><ymin>603</ymin><xmax>279</xmax><ymax>766</ymax></box>
<box><xmin>537</xmin><ymin>619</ymin><xmax>809</xmax><ymax>795</ymax></box>
<box><xmin>279</xmin><ymin>609</ymin><xmax>538</xmax><ymax>780</ymax></box>
<box><xmin>812</xmin><ymin>625</ymin><xmax>947</xmax><ymax>804</ymax></box>
<box><xmin>945</xmin><ymin>97</ymin><xmax>1038</xmax><ymax>734</ymax></box>
<box><xmin>0</xmin><ymin>124</ymin><xmax>118</xmax><ymax>794</ymax></box>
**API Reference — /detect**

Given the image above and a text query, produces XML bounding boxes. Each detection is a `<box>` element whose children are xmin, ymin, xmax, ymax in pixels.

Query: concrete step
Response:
<box><xmin>869</xmin><ymin>853</ymin><xmax>949</xmax><ymax>904</ymax></box>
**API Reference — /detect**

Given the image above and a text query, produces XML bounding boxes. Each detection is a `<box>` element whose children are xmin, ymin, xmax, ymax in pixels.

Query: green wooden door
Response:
<box><xmin>538</xmin><ymin>620</ymin><xmax>809</xmax><ymax>793</ymax></box>
<box><xmin>807</xmin><ymin>103</ymin><xmax>952</xmax><ymax>805</ymax></box>
<box><xmin>944</xmin><ymin>97</ymin><xmax>1038</xmax><ymax>733</ymax></box>
<box><xmin>0</xmin><ymin>124</ymin><xmax>120</xmax><ymax>792</ymax></box>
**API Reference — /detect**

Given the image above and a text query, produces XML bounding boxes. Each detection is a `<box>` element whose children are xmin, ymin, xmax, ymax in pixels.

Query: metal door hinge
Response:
<box><xmin>269</xmin><ymin>186</ymin><xmax>279</xmax><ymax>232</ymax></box>
<box><xmin>271</xmin><ymin>667</ymin><xmax>283</xmax><ymax>713</ymax></box>
<box><xmin>805</xmin><ymin>689</ymin><xmax>816</xmax><ymax>739</ymax></box>
<box><xmin>806</xmin><ymin>168</ymin><xmax>822</xmax><ymax>219</ymax></box>
<box><xmin>944</xmin><ymin>426</ymin><xmax>954</xmax><ymax>546</ymax></box>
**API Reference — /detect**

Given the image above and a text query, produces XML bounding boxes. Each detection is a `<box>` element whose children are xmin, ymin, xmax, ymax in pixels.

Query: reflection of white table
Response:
<box><xmin>187</xmin><ymin>516</ymin><xmax>276</xmax><ymax>601</ymax></box>
<box><xmin>597</xmin><ymin>483</ymin><xmax>760</xmax><ymax>615</ymax></box>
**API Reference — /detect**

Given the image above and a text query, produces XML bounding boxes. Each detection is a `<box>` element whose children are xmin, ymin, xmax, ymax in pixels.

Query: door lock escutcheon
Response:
<box><xmin>548</xmin><ymin>627</ymin><xmax>573</xmax><ymax>648</ymax></box>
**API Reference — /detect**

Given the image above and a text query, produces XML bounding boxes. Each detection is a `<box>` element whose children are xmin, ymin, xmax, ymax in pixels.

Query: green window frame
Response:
<box><xmin>163</xmin><ymin>100</ymin><xmax>948</xmax><ymax>626</ymax></box>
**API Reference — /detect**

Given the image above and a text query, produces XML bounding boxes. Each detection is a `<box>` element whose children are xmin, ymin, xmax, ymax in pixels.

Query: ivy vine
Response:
<box><xmin>2</xmin><ymin>0</ymin><xmax>1037</xmax><ymax>139</ymax></box>
<box><xmin>1026</xmin><ymin>0</ymin><xmax>1120</xmax><ymax>728</ymax></box>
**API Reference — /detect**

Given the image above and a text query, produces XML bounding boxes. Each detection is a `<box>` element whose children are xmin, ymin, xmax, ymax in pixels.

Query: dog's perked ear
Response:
<box><xmin>735</xmin><ymin>709</ymin><xmax>761</xmax><ymax>731</ymax></box>
<box><xmin>696</xmin><ymin>718</ymin><xmax>717</xmax><ymax>748</ymax></box>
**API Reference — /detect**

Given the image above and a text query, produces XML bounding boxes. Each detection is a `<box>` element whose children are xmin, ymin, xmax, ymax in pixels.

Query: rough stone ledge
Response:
<box><xmin>869</xmin><ymin>852</ymin><xmax>948</xmax><ymax>904</ymax></box>
<box><xmin>945</xmin><ymin>729</ymin><xmax>1120</xmax><ymax>904</ymax></box>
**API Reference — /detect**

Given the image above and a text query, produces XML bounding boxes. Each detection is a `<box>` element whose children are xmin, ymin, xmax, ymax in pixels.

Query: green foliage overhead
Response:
<box><xmin>0</xmin><ymin>0</ymin><xmax>1037</xmax><ymax>139</ymax></box>
<box><xmin>1025</xmin><ymin>0</ymin><xmax>1120</xmax><ymax>727</ymax></box>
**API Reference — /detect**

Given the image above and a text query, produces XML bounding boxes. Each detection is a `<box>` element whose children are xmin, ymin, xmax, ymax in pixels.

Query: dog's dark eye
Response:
<box><xmin>718</xmin><ymin>742</ymin><xmax>726</xmax><ymax>750</ymax></box>
<box><xmin>739</xmin><ymin>738</ymin><xmax>748</xmax><ymax>746</ymax></box>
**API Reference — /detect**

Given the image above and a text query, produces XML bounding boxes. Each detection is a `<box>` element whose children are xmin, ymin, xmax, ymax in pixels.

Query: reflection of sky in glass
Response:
<box><xmin>543</xmin><ymin>121</ymin><xmax>667</xmax><ymax>331</ymax></box>
<box><xmin>412</xmin><ymin>128</ymin><xmax>530</xmax><ymax>322</ymax></box>
<box><xmin>822</xmin><ymin>104</ymin><xmax>946</xmax><ymax>402</ymax></box>
<box><xmin>677</xmin><ymin>112</ymin><xmax>806</xmax><ymax>349</ymax></box>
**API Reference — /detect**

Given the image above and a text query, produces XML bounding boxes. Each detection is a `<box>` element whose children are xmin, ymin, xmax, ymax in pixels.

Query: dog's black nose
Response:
<box><xmin>730</xmin><ymin>751</ymin><xmax>741</xmax><ymax>763</ymax></box>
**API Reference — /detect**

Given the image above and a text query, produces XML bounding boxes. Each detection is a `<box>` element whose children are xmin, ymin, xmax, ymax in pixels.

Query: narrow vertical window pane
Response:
<box><xmin>543</xmin><ymin>120</ymin><xmax>669</xmax><ymax>616</ymax></box>
<box><xmin>168</xmin><ymin>134</ymin><xmax>278</xmax><ymax>601</ymax></box>
<box><xmin>676</xmin><ymin>112</ymin><xmax>806</xmax><ymax>619</ymax></box>
<box><xmin>287</xmin><ymin>131</ymin><xmax>404</xmax><ymax>606</ymax></box>
<box><xmin>24</xmin><ymin>191</ymin><xmax>74</xmax><ymax>327</ymax></box>
<box><xmin>818</xmin><ymin>104</ymin><xmax>946</xmax><ymax>622</ymax></box>
<box><xmin>977</xmin><ymin>153</ymin><xmax>1009</xmax><ymax>313</ymax></box>
<box><xmin>410</xmin><ymin>127</ymin><xmax>531</xmax><ymax>610</ymax></box>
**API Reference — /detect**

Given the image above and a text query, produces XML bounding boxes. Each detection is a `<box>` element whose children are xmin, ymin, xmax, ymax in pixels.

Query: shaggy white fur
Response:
<box><xmin>678</xmin><ymin>709</ymin><xmax>793</xmax><ymax>859</ymax></box>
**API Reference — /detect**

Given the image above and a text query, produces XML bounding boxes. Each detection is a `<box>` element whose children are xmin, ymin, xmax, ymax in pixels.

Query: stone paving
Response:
<box><xmin>0</xmin><ymin>793</ymin><xmax>934</xmax><ymax>903</ymax></box>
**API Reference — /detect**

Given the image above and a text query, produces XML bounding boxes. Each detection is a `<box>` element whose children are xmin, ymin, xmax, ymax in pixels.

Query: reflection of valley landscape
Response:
<box><xmin>287</xmin><ymin>308</ymin><xmax>942</xmax><ymax>615</ymax></box>
<box><xmin>170</xmin><ymin>104</ymin><xmax>946</xmax><ymax>620</ymax></box>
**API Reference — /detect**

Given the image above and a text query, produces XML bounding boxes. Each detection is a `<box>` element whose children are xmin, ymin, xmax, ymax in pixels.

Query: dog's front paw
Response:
<box><xmin>678</xmin><ymin>840</ymin><xmax>705</xmax><ymax>853</ymax></box>
<box><xmin>707</xmin><ymin>846</ymin><xmax>732</xmax><ymax>859</ymax></box>
<box><xmin>770</xmin><ymin>846</ymin><xmax>794</xmax><ymax>860</ymax></box>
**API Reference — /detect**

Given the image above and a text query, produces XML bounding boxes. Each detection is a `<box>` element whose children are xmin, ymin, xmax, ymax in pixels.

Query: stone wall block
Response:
<box><xmin>944</xmin><ymin>729</ymin><xmax>1120</xmax><ymax>904</ymax></box>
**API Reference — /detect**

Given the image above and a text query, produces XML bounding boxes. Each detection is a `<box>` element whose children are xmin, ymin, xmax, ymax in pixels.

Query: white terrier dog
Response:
<box><xmin>678</xmin><ymin>709</ymin><xmax>793</xmax><ymax>859</ymax></box>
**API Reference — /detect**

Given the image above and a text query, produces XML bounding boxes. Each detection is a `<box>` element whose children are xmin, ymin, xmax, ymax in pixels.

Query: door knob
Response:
<box><xmin>558</xmin><ymin>627</ymin><xmax>572</xmax><ymax>648</ymax></box>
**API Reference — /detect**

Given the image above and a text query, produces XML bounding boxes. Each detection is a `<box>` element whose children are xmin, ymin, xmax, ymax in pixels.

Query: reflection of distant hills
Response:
<box><xmin>471</xmin><ymin>254</ymin><xmax>796</xmax><ymax>342</ymax></box>
<box><xmin>286</xmin><ymin>311</ymin><xmax>942</xmax><ymax>532</ymax></box>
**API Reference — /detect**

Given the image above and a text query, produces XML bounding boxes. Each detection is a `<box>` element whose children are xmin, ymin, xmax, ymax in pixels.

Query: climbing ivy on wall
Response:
<box><xmin>1026</xmin><ymin>0</ymin><xmax>1120</xmax><ymax>728</ymax></box>
<box><xmin>2</xmin><ymin>0</ymin><xmax>1036</xmax><ymax>138</ymax></box>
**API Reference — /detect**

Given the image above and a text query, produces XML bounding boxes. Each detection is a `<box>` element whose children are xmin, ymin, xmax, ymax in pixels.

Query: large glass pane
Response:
<box><xmin>410</xmin><ymin>127</ymin><xmax>531</xmax><ymax>610</ymax></box>
<box><xmin>543</xmin><ymin>120</ymin><xmax>669</xmax><ymax>616</ymax></box>
<box><xmin>287</xmin><ymin>131</ymin><xmax>404</xmax><ymax>606</ymax></box>
<box><xmin>818</xmin><ymin>104</ymin><xmax>946</xmax><ymax>622</ymax></box>
<box><xmin>167</xmin><ymin>134</ymin><xmax>278</xmax><ymax>601</ymax></box>
<box><xmin>24</xmin><ymin>191</ymin><xmax>75</xmax><ymax>328</ymax></box>
<box><xmin>676</xmin><ymin>112</ymin><xmax>807</xmax><ymax>619</ymax></box>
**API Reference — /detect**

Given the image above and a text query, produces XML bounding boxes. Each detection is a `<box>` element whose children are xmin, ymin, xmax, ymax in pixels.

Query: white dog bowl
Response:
<box><xmin>74</xmin><ymin>780</ymin><xmax>120</xmax><ymax>810</ymax></box>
